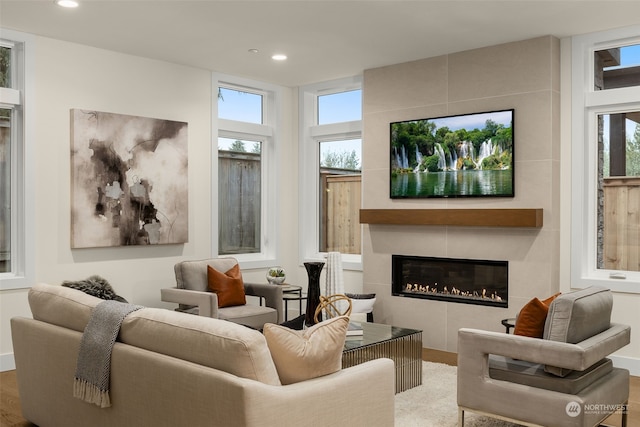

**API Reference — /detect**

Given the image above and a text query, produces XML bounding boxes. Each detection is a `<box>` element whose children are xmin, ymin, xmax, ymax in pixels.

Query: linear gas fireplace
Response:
<box><xmin>392</xmin><ymin>255</ymin><xmax>508</xmax><ymax>308</ymax></box>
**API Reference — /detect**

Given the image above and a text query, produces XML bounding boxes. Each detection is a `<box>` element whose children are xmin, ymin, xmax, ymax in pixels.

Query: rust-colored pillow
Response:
<box><xmin>514</xmin><ymin>293</ymin><xmax>561</xmax><ymax>338</ymax></box>
<box><xmin>207</xmin><ymin>264</ymin><xmax>246</xmax><ymax>308</ymax></box>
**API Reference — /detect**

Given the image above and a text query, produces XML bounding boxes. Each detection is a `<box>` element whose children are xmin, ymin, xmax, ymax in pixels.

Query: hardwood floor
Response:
<box><xmin>0</xmin><ymin>370</ymin><xmax>34</xmax><ymax>427</ymax></box>
<box><xmin>1</xmin><ymin>360</ymin><xmax>639</xmax><ymax>427</ymax></box>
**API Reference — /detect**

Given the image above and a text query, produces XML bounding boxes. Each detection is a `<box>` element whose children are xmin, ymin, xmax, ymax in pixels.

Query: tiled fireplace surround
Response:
<box><xmin>361</xmin><ymin>36</ymin><xmax>560</xmax><ymax>354</ymax></box>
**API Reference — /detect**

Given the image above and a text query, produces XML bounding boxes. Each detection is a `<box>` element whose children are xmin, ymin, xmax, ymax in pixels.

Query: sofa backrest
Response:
<box><xmin>28</xmin><ymin>283</ymin><xmax>281</xmax><ymax>386</ymax></box>
<box><xmin>120</xmin><ymin>308</ymin><xmax>281</xmax><ymax>385</ymax></box>
<box><xmin>542</xmin><ymin>285</ymin><xmax>612</xmax><ymax>377</ymax></box>
<box><xmin>543</xmin><ymin>286</ymin><xmax>612</xmax><ymax>344</ymax></box>
<box><xmin>174</xmin><ymin>258</ymin><xmax>238</xmax><ymax>292</ymax></box>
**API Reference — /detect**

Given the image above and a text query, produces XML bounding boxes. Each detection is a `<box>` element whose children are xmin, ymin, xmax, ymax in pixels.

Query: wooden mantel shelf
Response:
<box><xmin>359</xmin><ymin>208</ymin><xmax>543</xmax><ymax>228</ymax></box>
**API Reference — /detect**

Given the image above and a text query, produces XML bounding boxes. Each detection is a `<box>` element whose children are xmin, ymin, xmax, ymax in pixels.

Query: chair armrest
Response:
<box><xmin>243</xmin><ymin>282</ymin><xmax>284</xmax><ymax>323</ymax></box>
<box><xmin>160</xmin><ymin>287</ymin><xmax>219</xmax><ymax>318</ymax></box>
<box><xmin>458</xmin><ymin>323</ymin><xmax>630</xmax><ymax>372</ymax></box>
<box><xmin>457</xmin><ymin>326</ymin><xmax>631</xmax><ymax>426</ymax></box>
<box><xmin>242</xmin><ymin>358</ymin><xmax>395</xmax><ymax>426</ymax></box>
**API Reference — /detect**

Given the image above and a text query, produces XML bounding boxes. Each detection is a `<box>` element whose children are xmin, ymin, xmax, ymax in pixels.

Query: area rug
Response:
<box><xmin>395</xmin><ymin>362</ymin><xmax>521</xmax><ymax>427</ymax></box>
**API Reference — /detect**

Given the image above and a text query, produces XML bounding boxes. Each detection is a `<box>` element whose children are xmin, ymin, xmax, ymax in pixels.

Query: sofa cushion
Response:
<box><xmin>489</xmin><ymin>355</ymin><xmax>613</xmax><ymax>395</ymax></box>
<box><xmin>29</xmin><ymin>283</ymin><xmax>100</xmax><ymax>332</ymax></box>
<box><xmin>543</xmin><ymin>286</ymin><xmax>612</xmax><ymax>344</ymax></box>
<box><xmin>543</xmin><ymin>286</ymin><xmax>612</xmax><ymax>376</ymax></box>
<box><xmin>514</xmin><ymin>293</ymin><xmax>560</xmax><ymax>338</ymax></box>
<box><xmin>28</xmin><ymin>283</ymin><xmax>281</xmax><ymax>386</ymax></box>
<box><xmin>216</xmin><ymin>304</ymin><xmax>277</xmax><ymax>328</ymax></box>
<box><xmin>263</xmin><ymin>315</ymin><xmax>349</xmax><ymax>385</ymax></box>
<box><xmin>120</xmin><ymin>308</ymin><xmax>281</xmax><ymax>385</ymax></box>
<box><xmin>207</xmin><ymin>264</ymin><xmax>246</xmax><ymax>308</ymax></box>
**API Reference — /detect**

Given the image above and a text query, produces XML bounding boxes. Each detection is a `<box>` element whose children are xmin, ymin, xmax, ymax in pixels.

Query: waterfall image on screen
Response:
<box><xmin>390</xmin><ymin>109</ymin><xmax>514</xmax><ymax>198</ymax></box>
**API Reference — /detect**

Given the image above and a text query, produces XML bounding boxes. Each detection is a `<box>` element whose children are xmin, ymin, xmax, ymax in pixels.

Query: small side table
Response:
<box><xmin>281</xmin><ymin>284</ymin><xmax>307</xmax><ymax>321</ymax></box>
<box><xmin>501</xmin><ymin>318</ymin><xmax>516</xmax><ymax>334</ymax></box>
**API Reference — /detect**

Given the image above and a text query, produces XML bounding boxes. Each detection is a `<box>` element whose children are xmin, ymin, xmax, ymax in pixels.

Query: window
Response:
<box><xmin>595</xmin><ymin>43</ymin><xmax>640</xmax><ymax>90</ymax></box>
<box><xmin>571</xmin><ymin>26</ymin><xmax>640</xmax><ymax>291</ymax></box>
<box><xmin>0</xmin><ymin>30</ymin><xmax>34</xmax><ymax>290</ymax></box>
<box><xmin>218</xmin><ymin>87</ymin><xmax>263</xmax><ymax>124</ymax></box>
<box><xmin>214</xmin><ymin>75</ymin><xmax>280</xmax><ymax>267</ymax></box>
<box><xmin>598</xmin><ymin>112</ymin><xmax>640</xmax><ymax>272</ymax></box>
<box><xmin>318</xmin><ymin>89</ymin><xmax>362</xmax><ymax>124</ymax></box>
<box><xmin>300</xmin><ymin>77</ymin><xmax>362</xmax><ymax>269</ymax></box>
<box><xmin>218</xmin><ymin>137</ymin><xmax>262</xmax><ymax>255</ymax></box>
<box><xmin>1</xmin><ymin>108</ymin><xmax>10</xmax><ymax>273</ymax></box>
<box><xmin>319</xmin><ymin>138</ymin><xmax>361</xmax><ymax>254</ymax></box>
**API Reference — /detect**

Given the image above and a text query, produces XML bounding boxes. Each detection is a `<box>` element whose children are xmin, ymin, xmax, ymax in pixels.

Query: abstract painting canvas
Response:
<box><xmin>71</xmin><ymin>109</ymin><xmax>188</xmax><ymax>248</ymax></box>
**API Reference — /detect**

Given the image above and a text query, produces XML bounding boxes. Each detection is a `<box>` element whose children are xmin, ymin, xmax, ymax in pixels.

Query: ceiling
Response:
<box><xmin>1</xmin><ymin>0</ymin><xmax>640</xmax><ymax>87</ymax></box>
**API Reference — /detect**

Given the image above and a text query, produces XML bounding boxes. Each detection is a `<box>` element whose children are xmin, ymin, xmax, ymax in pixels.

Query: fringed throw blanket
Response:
<box><xmin>73</xmin><ymin>300</ymin><xmax>142</xmax><ymax>408</ymax></box>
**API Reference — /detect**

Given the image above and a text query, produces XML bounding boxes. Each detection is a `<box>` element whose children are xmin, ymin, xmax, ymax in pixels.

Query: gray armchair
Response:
<box><xmin>457</xmin><ymin>286</ymin><xmax>630</xmax><ymax>427</ymax></box>
<box><xmin>161</xmin><ymin>257</ymin><xmax>283</xmax><ymax>329</ymax></box>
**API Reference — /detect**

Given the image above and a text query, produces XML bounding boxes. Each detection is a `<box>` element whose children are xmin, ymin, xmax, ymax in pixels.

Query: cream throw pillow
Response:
<box><xmin>263</xmin><ymin>315</ymin><xmax>349</xmax><ymax>385</ymax></box>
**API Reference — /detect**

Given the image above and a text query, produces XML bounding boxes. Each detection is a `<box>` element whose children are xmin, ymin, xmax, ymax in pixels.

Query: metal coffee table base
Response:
<box><xmin>342</xmin><ymin>324</ymin><xmax>422</xmax><ymax>393</ymax></box>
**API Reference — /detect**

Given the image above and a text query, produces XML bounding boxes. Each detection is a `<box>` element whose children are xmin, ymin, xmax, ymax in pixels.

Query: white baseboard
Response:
<box><xmin>610</xmin><ymin>354</ymin><xmax>640</xmax><ymax>377</ymax></box>
<box><xmin>0</xmin><ymin>352</ymin><xmax>16</xmax><ymax>372</ymax></box>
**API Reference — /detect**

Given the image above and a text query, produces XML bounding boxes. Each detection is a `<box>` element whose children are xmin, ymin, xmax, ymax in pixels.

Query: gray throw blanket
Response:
<box><xmin>73</xmin><ymin>300</ymin><xmax>142</xmax><ymax>408</ymax></box>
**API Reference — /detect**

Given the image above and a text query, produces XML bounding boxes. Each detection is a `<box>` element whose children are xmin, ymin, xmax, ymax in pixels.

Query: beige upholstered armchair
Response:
<box><xmin>161</xmin><ymin>257</ymin><xmax>283</xmax><ymax>329</ymax></box>
<box><xmin>457</xmin><ymin>286</ymin><xmax>630</xmax><ymax>427</ymax></box>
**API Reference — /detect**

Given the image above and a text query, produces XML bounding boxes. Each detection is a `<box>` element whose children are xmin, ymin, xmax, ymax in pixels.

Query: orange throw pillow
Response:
<box><xmin>514</xmin><ymin>293</ymin><xmax>561</xmax><ymax>338</ymax></box>
<box><xmin>207</xmin><ymin>264</ymin><xmax>246</xmax><ymax>308</ymax></box>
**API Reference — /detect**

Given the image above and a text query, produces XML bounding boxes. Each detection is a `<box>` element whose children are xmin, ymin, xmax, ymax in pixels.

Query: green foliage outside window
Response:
<box><xmin>625</xmin><ymin>124</ymin><xmax>640</xmax><ymax>176</ymax></box>
<box><xmin>602</xmin><ymin>123</ymin><xmax>640</xmax><ymax>177</ymax></box>
<box><xmin>321</xmin><ymin>150</ymin><xmax>360</xmax><ymax>170</ymax></box>
<box><xmin>0</xmin><ymin>47</ymin><xmax>10</xmax><ymax>89</ymax></box>
<box><xmin>229</xmin><ymin>140</ymin><xmax>246</xmax><ymax>152</ymax></box>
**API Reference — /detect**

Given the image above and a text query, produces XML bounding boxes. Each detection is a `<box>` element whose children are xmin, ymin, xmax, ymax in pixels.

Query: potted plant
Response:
<box><xmin>266</xmin><ymin>267</ymin><xmax>286</xmax><ymax>285</ymax></box>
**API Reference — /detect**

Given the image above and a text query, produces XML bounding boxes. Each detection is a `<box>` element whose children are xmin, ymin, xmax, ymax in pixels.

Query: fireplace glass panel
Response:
<box><xmin>392</xmin><ymin>255</ymin><xmax>508</xmax><ymax>307</ymax></box>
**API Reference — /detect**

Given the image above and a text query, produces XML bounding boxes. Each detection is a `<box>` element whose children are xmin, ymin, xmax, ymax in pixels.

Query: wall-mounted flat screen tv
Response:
<box><xmin>390</xmin><ymin>109</ymin><xmax>514</xmax><ymax>198</ymax></box>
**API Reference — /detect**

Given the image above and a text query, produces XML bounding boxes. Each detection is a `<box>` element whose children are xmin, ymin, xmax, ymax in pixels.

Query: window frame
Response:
<box><xmin>0</xmin><ymin>30</ymin><xmax>34</xmax><ymax>290</ymax></box>
<box><xmin>299</xmin><ymin>76</ymin><xmax>362</xmax><ymax>270</ymax></box>
<box><xmin>213</xmin><ymin>73</ymin><xmax>281</xmax><ymax>268</ymax></box>
<box><xmin>571</xmin><ymin>25</ymin><xmax>640</xmax><ymax>292</ymax></box>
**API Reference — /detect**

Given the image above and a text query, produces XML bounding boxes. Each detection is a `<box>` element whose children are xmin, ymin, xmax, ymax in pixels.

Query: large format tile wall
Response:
<box><xmin>361</xmin><ymin>36</ymin><xmax>561</xmax><ymax>353</ymax></box>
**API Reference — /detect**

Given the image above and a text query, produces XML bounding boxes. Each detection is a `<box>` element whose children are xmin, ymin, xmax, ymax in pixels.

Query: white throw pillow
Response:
<box><xmin>263</xmin><ymin>316</ymin><xmax>349</xmax><ymax>385</ymax></box>
<box><xmin>351</xmin><ymin>297</ymin><xmax>376</xmax><ymax>314</ymax></box>
<box><xmin>346</xmin><ymin>293</ymin><xmax>376</xmax><ymax>314</ymax></box>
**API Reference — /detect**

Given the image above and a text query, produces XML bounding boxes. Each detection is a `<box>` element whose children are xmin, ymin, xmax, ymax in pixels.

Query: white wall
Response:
<box><xmin>0</xmin><ymin>35</ymin><xmax>327</xmax><ymax>371</ymax></box>
<box><xmin>0</xmin><ymin>36</ymin><xmax>207</xmax><ymax>369</ymax></box>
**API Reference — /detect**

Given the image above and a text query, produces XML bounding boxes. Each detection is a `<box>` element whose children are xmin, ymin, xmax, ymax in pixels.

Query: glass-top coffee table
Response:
<box><xmin>342</xmin><ymin>322</ymin><xmax>422</xmax><ymax>393</ymax></box>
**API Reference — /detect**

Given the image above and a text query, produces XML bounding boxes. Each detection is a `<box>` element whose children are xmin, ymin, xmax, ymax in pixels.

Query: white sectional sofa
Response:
<box><xmin>11</xmin><ymin>283</ymin><xmax>395</xmax><ymax>427</ymax></box>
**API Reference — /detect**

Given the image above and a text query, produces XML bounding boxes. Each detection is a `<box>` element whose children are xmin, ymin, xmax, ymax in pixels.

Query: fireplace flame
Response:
<box><xmin>404</xmin><ymin>283</ymin><xmax>503</xmax><ymax>301</ymax></box>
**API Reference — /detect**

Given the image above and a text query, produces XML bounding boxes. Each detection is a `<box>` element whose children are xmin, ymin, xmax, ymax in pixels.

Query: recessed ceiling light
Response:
<box><xmin>55</xmin><ymin>0</ymin><xmax>79</xmax><ymax>7</ymax></box>
<box><xmin>271</xmin><ymin>54</ymin><xmax>287</xmax><ymax>61</ymax></box>
<box><xmin>248</xmin><ymin>49</ymin><xmax>259</xmax><ymax>54</ymax></box>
